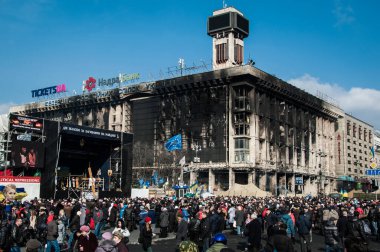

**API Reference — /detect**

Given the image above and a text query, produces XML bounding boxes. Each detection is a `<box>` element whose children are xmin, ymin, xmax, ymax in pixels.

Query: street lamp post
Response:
<box><xmin>193</xmin><ymin>142</ymin><xmax>201</xmax><ymax>163</ymax></box>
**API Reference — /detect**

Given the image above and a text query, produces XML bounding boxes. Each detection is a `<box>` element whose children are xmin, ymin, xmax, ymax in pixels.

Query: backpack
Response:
<box><xmin>89</xmin><ymin>218</ymin><xmax>95</xmax><ymax>230</ymax></box>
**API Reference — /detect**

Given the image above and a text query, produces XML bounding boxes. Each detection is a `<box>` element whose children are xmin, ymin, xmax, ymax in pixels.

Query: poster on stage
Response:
<box><xmin>11</xmin><ymin>140</ymin><xmax>45</xmax><ymax>169</ymax></box>
<box><xmin>0</xmin><ymin>177</ymin><xmax>40</xmax><ymax>201</ymax></box>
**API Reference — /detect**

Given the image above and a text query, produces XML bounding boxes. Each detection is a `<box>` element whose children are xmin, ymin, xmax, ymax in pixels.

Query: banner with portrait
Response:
<box><xmin>0</xmin><ymin>176</ymin><xmax>40</xmax><ymax>201</ymax></box>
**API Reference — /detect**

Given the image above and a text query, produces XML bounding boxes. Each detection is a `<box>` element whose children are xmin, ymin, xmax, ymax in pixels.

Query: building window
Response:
<box><xmin>369</xmin><ymin>130</ymin><xmax>372</xmax><ymax>143</ymax></box>
<box><xmin>347</xmin><ymin>139</ymin><xmax>350</xmax><ymax>143</ymax></box>
<box><xmin>348</xmin><ymin>146</ymin><xmax>351</xmax><ymax>150</ymax></box>
<box><xmin>348</xmin><ymin>168</ymin><xmax>351</xmax><ymax>172</ymax></box>
<box><xmin>235</xmin><ymin>124</ymin><xmax>249</xmax><ymax>135</ymax></box>
<box><xmin>113</xmin><ymin>115</ymin><xmax>116</xmax><ymax>122</ymax></box>
<box><xmin>353</xmin><ymin>148</ymin><xmax>357</xmax><ymax>152</ymax></box>
<box><xmin>234</xmin><ymin>138</ymin><xmax>250</xmax><ymax>162</ymax></box>
<box><xmin>353</xmin><ymin>123</ymin><xmax>356</xmax><ymax>138</ymax></box>
<box><xmin>348</xmin><ymin>153</ymin><xmax>351</xmax><ymax>157</ymax></box>
<box><xmin>348</xmin><ymin>160</ymin><xmax>351</xmax><ymax>164</ymax></box>
<box><xmin>216</xmin><ymin>43</ymin><xmax>228</xmax><ymax>64</ymax></box>
<box><xmin>354</xmin><ymin>169</ymin><xmax>357</xmax><ymax>173</ymax></box>
<box><xmin>347</xmin><ymin>122</ymin><xmax>351</xmax><ymax>135</ymax></box>
<box><xmin>234</xmin><ymin>44</ymin><xmax>243</xmax><ymax>64</ymax></box>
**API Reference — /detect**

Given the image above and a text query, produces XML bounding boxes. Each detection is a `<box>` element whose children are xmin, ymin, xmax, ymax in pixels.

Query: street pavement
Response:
<box><xmin>126</xmin><ymin>226</ymin><xmax>380</xmax><ymax>252</ymax></box>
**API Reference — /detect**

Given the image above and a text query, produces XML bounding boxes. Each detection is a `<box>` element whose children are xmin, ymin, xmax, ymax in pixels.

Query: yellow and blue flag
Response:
<box><xmin>165</xmin><ymin>134</ymin><xmax>182</xmax><ymax>152</ymax></box>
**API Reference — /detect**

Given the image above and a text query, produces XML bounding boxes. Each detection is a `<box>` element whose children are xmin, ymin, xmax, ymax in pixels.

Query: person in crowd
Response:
<box><xmin>139</xmin><ymin>206</ymin><xmax>149</xmax><ymax>231</ymax></box>
<box><xmin>200</xmin><ymin>211</ymin><xmax>211</xmax><ymax>252</ymax></box>
<box><xmin>227</xmin><ymin>204</ymin><xmax>235</xmax><ymax>230</ymax></box>
<box><xmin>263</xmin><ymin>222</ymin><xmax>294</xmax><ymax>252</ymax></box>
<box><xmin>296</xmin><ymin>208</ymin><xmax>312</xmax><ymax>252</ymax></box>
<box><xmin>124</xmin><ymin>203</ymin><xmax>134</xmax><ymax>231</ymax></box>
<box><xmin>188</xmin><ymin>212</ymin><xmax>201</xmax><ymax>246</ymax></box>
<box><xmin>176</xmin><ymin>213</ymin><xmax>188</xmax><ymax>246</ymax></box>
<box><xmin>57</xmin><ymin>218</ymin><xmax>66</xmax><ymax>248</ymax></box>
<box><xmin>112</xmin><ymin>231</ymin><xmax>129</xmax><ymax>252</ymax></box>
<box><xmin>140</xmin><ymin>216</ymin><xmax>153</xmax><ymax>252</ymax></box>
<box><xmin>11</xmin><ymin>218</ymin><xmax>23</xmax><ymax>252</ymax></box>
<box><xmin>344</xmin><ymin>211</ymin><xmax>368</xmax><ymax>252</ymax></box>
<box><xmin>77</xmin><ymin>225</ymin><xmax>98</xmax><ymax>252</ymax></box>
<box><xmin>109</xmin><ymin>203</ymin><xmax>118</xmax><ymax>228</ymax></box>
<box><xmin>234</xmin><ymin>205</ymin><xmax>244</xmax><ymax>236</ymax></box>
<box><xmin>206</xmin><ymin>233</ymin><xmax>228</xmax><ymax>252</ymax></box>
<box><xmin>25</xmin><ymin>239</ymin><xmax>42</xmax><ymax>252</ymax></box>
<box><xmin>112</xmin><ymin>219</ymin><xmax>130</xmax><ymax>244</ymax></box>
<box><xmin>159</xmin><ymin>207</ymin><xmax>169</xmax><ymax>238</ymax></box>
<box><xmin>95</xmin><ymin>231</ymin><xmax>117</xmax><ymax>252</ymax></box>
<box><xmin>244</xmin><ymin>212</ymin><xmax>261</xmax><ymax>252</ymax></box>
<box><xmin>337</xmin><ymin>210</ymin><xmax>349</xmax><ymax>248</ymax></box>
<box><xmin>281</xmin><ymin>208</ymin><xmax>295</xmax><ymax>240</ymax></box>
<box><xmin>68</xmin><ymin>210</ymin><xmax>81</xmax><ymax>248</ymax></box>
<box><xmin>46</xmin><ymin>214</ymin><xmax>60</xmax><ymax>252</ymax></box>
<box><xmin>324</xmin><ymin>217</ymin><xmax>340</xmax><ymax>252</ymax></box>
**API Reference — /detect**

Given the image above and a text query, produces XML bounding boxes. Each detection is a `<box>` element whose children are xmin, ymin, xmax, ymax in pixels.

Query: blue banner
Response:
<box><xmin>164</xmin><ymin>134</ymin><xmax>182</xmax><ymax>152</ymax></box>
<box><xmin>365</xmin><ymin>169</ymin><xmax>380</xmax><ymax>176</ymax></box>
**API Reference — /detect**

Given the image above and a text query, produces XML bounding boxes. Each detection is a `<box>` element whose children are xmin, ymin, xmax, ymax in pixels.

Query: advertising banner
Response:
<box><xmin>9</xmin><ymin>114</ymin><xmax>44</xmax><ymax>132</ymax></box>
<box><xmin>0</xmin><ymin>176</ymin><xmax>40</xmax><ymax>201</ymax></box>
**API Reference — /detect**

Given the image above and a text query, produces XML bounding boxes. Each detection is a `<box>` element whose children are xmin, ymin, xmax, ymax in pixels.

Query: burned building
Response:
<box><xmin>10</xmin><ymin>7</ymin><xmax>348</xmax><ymax>196</ymax></box>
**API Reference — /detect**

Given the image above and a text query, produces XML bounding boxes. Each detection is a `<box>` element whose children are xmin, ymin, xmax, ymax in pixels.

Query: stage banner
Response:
<box><xmin>9</xmin><ymin>114</ymin><xmax>44</xmax><ymax>132</ymax></box>
<box><xmin>61</xmin><ymin>123</ymin><xmax>121</xmax><ymax>141</ymax></box>
<box><xmin>0</xmin><ymin>176</ymin><xmax>40</xmax><ymax>201</ymax></box>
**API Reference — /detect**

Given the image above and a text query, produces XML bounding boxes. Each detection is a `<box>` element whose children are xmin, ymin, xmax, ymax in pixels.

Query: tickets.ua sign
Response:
<box><xmin>31</xmin><ymin>84</ymin><xmax>66</xmax><ymax>98</ymax></box>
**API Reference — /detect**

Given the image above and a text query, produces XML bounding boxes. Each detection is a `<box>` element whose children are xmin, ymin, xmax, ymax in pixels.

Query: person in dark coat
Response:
<box><xmin>337</xmin><ymin>210</ymin><xmax>349</xmax><ymax>247</ymax></box>
<box><xmin>11</xmin><ymin>218</ymin><xmax>24</xmax><ymax>252</ymax></box>
<box><xmin>235</xmin><ymin>205</ymin><xmax>245</xmax><ymax>235</ymax></box>
<box><xmin>200</xmin><ymin>211</ymin><xmax>211</xmax><ymax>252</ymax></box>
<box><xmin>77</xmin><ymin>225</ymin><xmax>98</xmax><ymax>252</ymax></box>
<box><xmin>344</xmin><ymin>211</ymin><xmax>368</xmax><ymax>252</ymax></box>
<box><xmin>324</xmin><ymin>217</ymin><xmax>340</xmax><ymax>252</ymax></box>
<box><xmin>109</xmin><ymin>204</ymin><xmax>118</xmax><ymax>228</ymax></box>
<box><xmin>159</xmin><ymin>207</ymin><xmax>169</xmax><ymax>238</ymax></box>
<box><xmin>296</xmin><ymin>209</ymin><xmax>312</xmax><ymax>252</ymax></box>
<box><xmin>263</xmin><ymin>222</ymin><xmax>294</xmax><ymax>252</ymax></box>
<box><xmin>265</xmin><ymin>209</ymin><xmax>278</xmax><ymax>237</ymax></box>
<box><xmin>68</xmin><ymin>211</ymin><xmax>81</xmax><ymax>249</ymax></box>
<box><xmin>46</xmin><ymin>215</ymin><xmax>60</xmax><ymax>252</ymax></box>
<box><xmin>188</xmin><ymin>213</ymin><xmax>201</xmax><ymax>246</ymax></box>
<box><xmin>245</xmin><ymin>213</ymin><xmax>261</xmax><ymax>252</ymax></box>
<box><xmin>123</xmin><ymin>203</ymin><xmax>134</xmax><ymax>231</ymax></box>
<box><xmin>176</xmin><ymin>214</ymin><xmax>188</xmax><ymax>246</ymax></box>
<box><xmin>140</xmin><ymin>217</ymin><xmax>153</xmax><ymax>252</ymax></box>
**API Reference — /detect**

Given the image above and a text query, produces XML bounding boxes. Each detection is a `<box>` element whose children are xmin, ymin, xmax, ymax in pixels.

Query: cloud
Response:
<box><xmin>0</xmin><ymin>103</ymin><xmax>14</xmax><ymax>115</ymax></box>
<box><xmin>332</xmin><ymin>0</ymin><xmax>355</xmax><ymax>27</ymax></box>
<box><xmin>288</xmin><ymin>74</ymin><xmax>380</xmax><ymax>129</ymax></box>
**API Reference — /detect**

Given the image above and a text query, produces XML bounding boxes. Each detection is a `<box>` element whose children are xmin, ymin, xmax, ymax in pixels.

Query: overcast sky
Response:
<box><xmin>0</xmin><ymin>0</ymin><xmax>379</xmax><ymax>128</ymax></box>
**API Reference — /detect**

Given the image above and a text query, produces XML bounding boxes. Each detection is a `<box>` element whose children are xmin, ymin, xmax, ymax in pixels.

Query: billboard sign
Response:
<box><xmin>9</xmin><ymin>114</ymin><xmax>44</xmax><ymax>132</ymax></box>
<box><xmin>31</xmin><ymin>84</ymin><xmax>66</xmax><ymax>98</ymax></box>
<box><xmin>365</xmin><ymin>169</ymin><xmax>380</xmax><ymax>176</ymax></box>
<box><xmin>0</xmin><ymin>176</ymin><xmax>40</xmax><ymax>201</ymax></box>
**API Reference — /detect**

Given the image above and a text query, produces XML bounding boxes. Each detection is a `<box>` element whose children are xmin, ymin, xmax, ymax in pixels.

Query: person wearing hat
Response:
<box><xmin>26</xmin><ymin>239</ymin><xmax>42</xmax><ymax>252</ymax></box>
<box><xmin>112</xmin><ymin>231</ymin><xmax>129</xmax><ymax>252</ymax></box>
<box><xmin>139</xmin><ymin>217</ymin><xmax>153</xmax><ymax>252</ymax></box>
<box><xmin>77</xmin><ymin>225</ymin><xmax>98</xmax><ymax>252</ymax></box>
<box><xmin>95</xmin><ymin>232</ymin><xmax>117</xmax><ymax>252</ymax></box>
<box><xmin>159</xmin><ymin>207</ymin><xmax>169</xmax><ymax>238</ymax></box>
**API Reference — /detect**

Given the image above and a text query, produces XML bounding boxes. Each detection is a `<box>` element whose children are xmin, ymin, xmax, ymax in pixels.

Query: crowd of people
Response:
<box><xmin>0</xmin><ymin>193</ymin><xmax>379</xmax><ymax>252</ymax></box>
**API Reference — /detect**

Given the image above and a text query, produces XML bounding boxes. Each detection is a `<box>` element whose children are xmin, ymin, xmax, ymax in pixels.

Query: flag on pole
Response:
<box><xmin>165</xmin><ymin>134</ymin><xmax>182</xmax><ymax>151</ymax></box>
<box><xmin>179</xmin><ymin>156</ymin><xmax>186</xmax><ymax>166</ymax></box>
